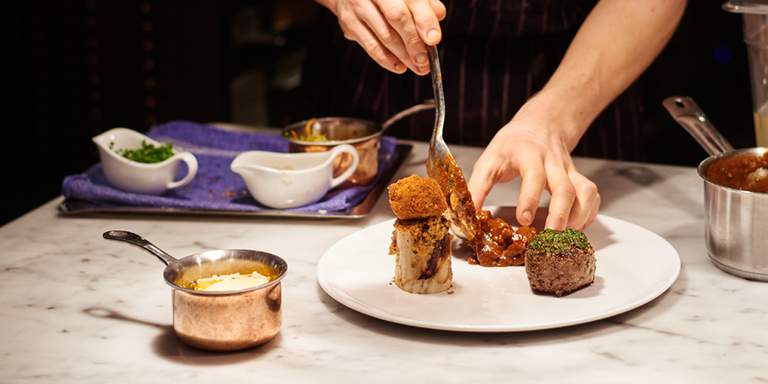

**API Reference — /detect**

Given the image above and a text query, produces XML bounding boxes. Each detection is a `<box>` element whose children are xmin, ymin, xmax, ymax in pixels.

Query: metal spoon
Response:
<box><xmin>425</xmin><ymin>46</ymin><xmax>481</xmax><ymax>243</ymax></box>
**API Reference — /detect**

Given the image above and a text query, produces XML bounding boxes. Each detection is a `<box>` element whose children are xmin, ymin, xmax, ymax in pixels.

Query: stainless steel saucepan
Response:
<box><xmin>663</xmin><ymin>96</ymin><xmax>768</xmax><ymax>281</ymax></box>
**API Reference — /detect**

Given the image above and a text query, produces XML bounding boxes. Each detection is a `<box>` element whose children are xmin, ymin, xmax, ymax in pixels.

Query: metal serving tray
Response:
<box><xmin>58</xmin><ymin>143</ymin><xmax>412</xmax><ymax>219</ymax></box>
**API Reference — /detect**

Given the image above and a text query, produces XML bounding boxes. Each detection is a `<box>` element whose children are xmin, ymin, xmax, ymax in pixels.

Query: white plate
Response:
<box><xmin>317</xmin><ymin>212</ymin><xmax>681</xmax><ymax>332</ymax></box>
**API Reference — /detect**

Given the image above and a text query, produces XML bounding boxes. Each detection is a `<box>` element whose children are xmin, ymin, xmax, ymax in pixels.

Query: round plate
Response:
<box><xmin>317</xmin><ymin>213</ymin><xmax>681</xmax><ymax>332</ymax></box>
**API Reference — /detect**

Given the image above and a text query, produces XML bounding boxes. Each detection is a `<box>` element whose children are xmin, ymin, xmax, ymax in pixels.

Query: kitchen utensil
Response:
<box><xmin>663</xmin><ymin>95</ymin><xmax>768</xmax><ymax>281</ymax></box>
<box><xmin>317</xmin><ymin>209</ymin><xmax>680</xmax><ymax>332</ymax></box>
<box><xmin>102</xmin><ymin>230</ymin><xmax>287</xmax><ymax>351</ymax></box>
<box><xmin>93</xmin><ymin>128</ymin><xmax>199</xmax><ymax>194</ymax></box>
<box><xmin>425</xmin><ymin>45</ymin><xmax>481</xmax><ymax>244</ymax></box>
<box><xmin>231</xmin><ymin>143</ymin><xmax>359</xmax><ymax>209</ymax></box>
<box><xmin>283</xmin><ymin>101</ymin><xmax>433</xmax><ymax>186</ymax></box>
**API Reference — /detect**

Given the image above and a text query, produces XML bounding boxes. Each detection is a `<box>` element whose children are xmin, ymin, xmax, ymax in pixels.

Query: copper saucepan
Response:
<box><xmin>283</xmin><ymin>101</ymin><xmax>434</xmax><ymax>186</ymax></box>
<box><xmin>102</xmin><ymin>230</ymin><xmax>288</xmax><ymax>351</ymax></box>
<box><xmin>663</xmin><ymin>96</ymin><xmax>768</xmax><ymax>281</ymax></box>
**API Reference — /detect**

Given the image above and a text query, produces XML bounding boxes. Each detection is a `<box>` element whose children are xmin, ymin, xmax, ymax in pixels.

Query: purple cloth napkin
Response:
<box><xmin>62</xmin><ymin>121</ymin><xmax>399</xmax><ymax>213</ymax></box>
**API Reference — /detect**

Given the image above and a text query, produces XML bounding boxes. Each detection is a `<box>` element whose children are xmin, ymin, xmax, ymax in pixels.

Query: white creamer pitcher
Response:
<box><xmin>231</xmin><ymin>144</ymin><xmax>360</xmax><ymax>209</ymax></box>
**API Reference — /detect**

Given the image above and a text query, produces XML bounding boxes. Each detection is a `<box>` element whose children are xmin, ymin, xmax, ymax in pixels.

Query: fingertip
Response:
<box><xmin>412</xmin><ymin>66</ymin><xmax>430</xmax><ymax>76</ymax></box>
<box><xmin>544</xmin><ymin>210</ymin><xmax>569</xmax><ymax>230</ymax></box>
<box><xmin>517</xmin><ymin>208</ymin><xmax>534</xmax><ymax>226</ymax></box>
<box><xmin>544</xmin><ymin>220</ymin><xmax>566</xmax><ymax>231</ymax></box>
<box><xmin>426</xmin><ymin>29</ymin><xmax>441</xmax><ymax>45</ymax></box>
<box><xmin>468</xmin><ymin>181</ymin><xmax>488</xmax><ymax>210</ymax></box>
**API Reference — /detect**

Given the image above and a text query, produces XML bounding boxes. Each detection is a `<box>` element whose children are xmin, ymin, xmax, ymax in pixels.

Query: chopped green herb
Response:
<box><xmin>115</xmin><ymin>140</ymin><xmax>174</xmax><ymax>163</ymax></box>
<box><xmin>528</xmin><ymin>228</ymin><xmax>591</xmax><ymax>255</ymax></box>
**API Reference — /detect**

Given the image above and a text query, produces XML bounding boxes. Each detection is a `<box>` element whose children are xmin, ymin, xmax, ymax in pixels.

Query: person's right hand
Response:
<box><xmin>467</xmin><ymin>92</ymin><xmax>601</xmax><ymax>231</ymax></box>
<box><xmin>319</xmin><ymin>0</ymin><xmax>446</xmax><ymax>75</ymax></box>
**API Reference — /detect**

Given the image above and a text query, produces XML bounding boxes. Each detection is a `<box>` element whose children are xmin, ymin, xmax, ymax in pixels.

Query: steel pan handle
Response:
<box><xmin>662</xmin><ymin>96</ymin><xmax>735</xmax><ymax>156</ymax></box>
<box><xmin>381</xmin><ymin>100</ymin><xmax>435</xmax><ymax>131</ymax></box>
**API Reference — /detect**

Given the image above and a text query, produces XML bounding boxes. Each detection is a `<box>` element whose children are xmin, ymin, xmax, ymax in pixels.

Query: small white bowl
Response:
<box><xmin>231</xmin><ymin>144</ymin><xmax>359</xmax><ymax>209</ymax></box>
<box><xmin>93</xmin><ymin>128</ymin><xmax>199</xmax><ymax>195</ymax></box>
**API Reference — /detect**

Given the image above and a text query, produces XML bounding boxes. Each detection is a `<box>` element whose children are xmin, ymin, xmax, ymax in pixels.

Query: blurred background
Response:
<box><xmin>2</xmin><ymin>1</ymin><xmax>755</xmax><ymax>224</ymax></box>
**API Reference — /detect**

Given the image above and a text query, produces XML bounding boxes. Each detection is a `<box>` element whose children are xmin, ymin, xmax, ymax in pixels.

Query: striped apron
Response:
<box><xmin>299</xmin><ymin>0</ymin><xmax>646</xmax><ymax>161</ymax></box>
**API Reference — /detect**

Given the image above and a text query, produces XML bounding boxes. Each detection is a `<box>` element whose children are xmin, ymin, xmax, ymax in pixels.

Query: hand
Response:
<box><xmin>467</xmin><ymin>96</ymin><xmax>601</xmax><ymax>230</ymax></box>
<box><xmin>319</xmin><ymin>0</ymin><xmax>446</xmax><ymax>75</ymax></box>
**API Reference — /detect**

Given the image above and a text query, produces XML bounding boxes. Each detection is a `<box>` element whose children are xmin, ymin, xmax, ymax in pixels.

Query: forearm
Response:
<box><xmin>537</xmin><ymin>0</ymin><xmax>687</xmax><ymax>147</ymax></box>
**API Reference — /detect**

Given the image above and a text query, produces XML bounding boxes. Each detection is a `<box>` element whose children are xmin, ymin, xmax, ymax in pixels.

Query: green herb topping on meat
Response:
<box><xmin>527</xmin><ymin>228</ymin><xmax>591</xmax><ymax>255</ymax></box>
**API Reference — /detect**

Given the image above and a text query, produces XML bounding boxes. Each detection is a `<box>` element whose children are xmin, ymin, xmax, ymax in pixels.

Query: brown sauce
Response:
<box><xmin>427</xmin><ymin>154</ymin><xmax>536</xmax><ymax>267</ymax></box>
<box><xmin>470</xmin><ymin>210</ymin><xmax>538</xmax><ymax>267</ymax></box>
<box><xmin>704</xmin><ymin>152</ymin><xmax>768</xmax><ymax>193</ymax></box>
<box><xmin>427</xmin><ymin>154</ymin><xmax>481</xmax><ymax>242</ymax></box>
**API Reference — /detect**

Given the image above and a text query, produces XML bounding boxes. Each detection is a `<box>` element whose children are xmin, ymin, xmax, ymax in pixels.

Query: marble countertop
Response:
<box><xmin>1</xmin><ymin>142</ymin><xmax>766</xmax><ymax>383</ymax></box>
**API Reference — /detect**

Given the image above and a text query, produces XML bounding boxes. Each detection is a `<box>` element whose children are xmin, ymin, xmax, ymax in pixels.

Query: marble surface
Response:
<box><xmin>1</xmin><ymin>142</ymin><xmax>767</xmax><ymax>383</ymax></box>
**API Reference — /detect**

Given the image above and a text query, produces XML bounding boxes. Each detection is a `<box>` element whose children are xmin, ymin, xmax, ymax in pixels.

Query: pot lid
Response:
<box><xmin>724</xmin><ymin>0</ymin><xmax>768</xmax><ymax>14</ymax></box>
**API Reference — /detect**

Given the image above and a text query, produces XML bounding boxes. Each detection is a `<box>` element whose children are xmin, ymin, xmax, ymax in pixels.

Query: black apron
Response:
<box><xmin>299</xmin><ymin>0</ymin><xmax>646</xmax><ymax>161</ymax></box>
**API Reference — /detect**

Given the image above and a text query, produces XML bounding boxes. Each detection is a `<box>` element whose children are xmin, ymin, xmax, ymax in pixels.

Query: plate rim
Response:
<box><xmin>317</xmin><ymin>214</ymin><xmax>682</xmax><ymax>332</ymax></box>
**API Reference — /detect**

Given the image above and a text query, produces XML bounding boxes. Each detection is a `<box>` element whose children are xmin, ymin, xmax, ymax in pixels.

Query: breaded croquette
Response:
<box><xmin>387</xmin><ymin>175</ymin><xmax>447</xmax><ymax>220</ymax></box>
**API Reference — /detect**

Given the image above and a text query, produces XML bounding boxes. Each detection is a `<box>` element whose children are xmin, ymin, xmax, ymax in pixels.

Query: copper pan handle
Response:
<box><xmin>381</xmin><ymin>100</ymin><xmax>435</xmax><ymax>131</ymax></box>
<box><xmin>662</xmin><ymin>96</ymin><xmax>735</xmax><ymax>156</ymax></box>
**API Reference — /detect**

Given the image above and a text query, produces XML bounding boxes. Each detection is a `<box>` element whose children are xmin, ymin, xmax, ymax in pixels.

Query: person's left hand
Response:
<box><xmin>467</xmin><ymin>94</ymin><xmax>601</xmax><ymax>230</ymax></box>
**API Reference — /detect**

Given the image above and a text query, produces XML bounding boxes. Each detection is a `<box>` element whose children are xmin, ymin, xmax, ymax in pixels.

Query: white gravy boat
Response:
<box><xmin>93</xmin><ymin>128</ymin><xmax>198</xmax><ymax>195</ymax></box>
<box><xmin>231</xmin><ymin>144</ymin><xmax>360</xmax><ymax>209</ymax></box>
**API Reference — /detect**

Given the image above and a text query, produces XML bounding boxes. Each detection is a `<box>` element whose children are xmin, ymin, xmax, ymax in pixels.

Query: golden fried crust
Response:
<box><xmin>387</xmin><ymin>175</ymin><xmax>447</xmax><ymax>220</ymax></box>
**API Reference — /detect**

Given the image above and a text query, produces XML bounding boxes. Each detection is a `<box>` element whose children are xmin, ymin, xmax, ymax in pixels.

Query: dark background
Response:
<box><xmin>2</xmin><ymin>1</ymin><xmax>755</xmax><ymax>225</ymax></box>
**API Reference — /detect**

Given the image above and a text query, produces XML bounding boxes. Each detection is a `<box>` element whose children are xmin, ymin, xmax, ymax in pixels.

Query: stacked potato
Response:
<box><xmin>387</xmin><ymin>175</ymin><xmax>452</xmax><ymax>294</ymax></box>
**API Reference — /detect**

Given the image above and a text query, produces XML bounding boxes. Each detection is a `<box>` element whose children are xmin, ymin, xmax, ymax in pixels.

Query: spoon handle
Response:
<box><xmin>427</xmin><ymin>45</ymin><xmax>446</xmax><ymax>144</ymax></box>
<box><xmin>102</xmin><ymin>230</ymin><xmax>177</xmax><ymax>266</ymax></box>
<box><xmin>662</xmin><ymin>96</ymin><xmax>735</xmax><ymax>156</ymax></box>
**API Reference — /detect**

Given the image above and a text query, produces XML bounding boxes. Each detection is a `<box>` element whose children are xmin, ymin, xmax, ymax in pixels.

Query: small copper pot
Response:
<box><xmin>283</xmin><ymin>101</ymin><xmax>434</xmax><ymax>187</ymax></box>
<box><xmin>103</xmin><ymin>230</ymin><xmax>288</xmax><ymax>351</ymax></box>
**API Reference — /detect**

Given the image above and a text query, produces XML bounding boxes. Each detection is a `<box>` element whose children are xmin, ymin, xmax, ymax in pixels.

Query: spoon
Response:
<box><xmin>425</xmin><ymin>46</ymin><xmax>481</xmax><ymax>244</ymax></box>
<box><xmin>663</xmin><ymin>96</ymin><xmax>766</xmax><ymax>181</ymax></box>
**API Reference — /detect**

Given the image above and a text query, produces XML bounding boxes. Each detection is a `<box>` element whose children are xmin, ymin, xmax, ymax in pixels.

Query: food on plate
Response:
<box><xmin>387</xmin><ymin>175</ymin><xmax>453</xmax><ymax>294</ymax></box>
<box><xmin>387</xmin><ymin>174</ymin><xmax>447</xmax><ymax>220</ymax></box>
<box><xmin>427</xmin><ymin>154</ymin><xmax>481</xmax><ymax>246</ymax></box>
<box><xmin>472</xmin><ymin>210</ymin><xmax>538</xmax><ymax>267</ymax></box>
<box><xmin>704</xmin><ymin>152</ymin><xmax>768</xmax><ymax>193</ymax></box>
<box><xmin>425</xmin><ymin>154</ymin><xmax>536</xmax><ymax>267</ymax></box>
<box><xmin>111</xmin><ymin>140</ymin><xmax>174</xmax><ymax>163</ymax></box>
<box><xmin>188</xmin><ymin>271</ymin><xmax>271</xmax><ymax>292</ymax></box>
<box><xmin>524</xmin><ymin>228</ymin><xmax>595</xmax><ymax>296</ymax></box>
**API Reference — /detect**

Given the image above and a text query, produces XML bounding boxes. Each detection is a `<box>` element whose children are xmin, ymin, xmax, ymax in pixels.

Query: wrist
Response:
<box><xmin>515</xmin><ymin>88</ymin><xmax>592</xmax><ymax>150</ymax></box>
